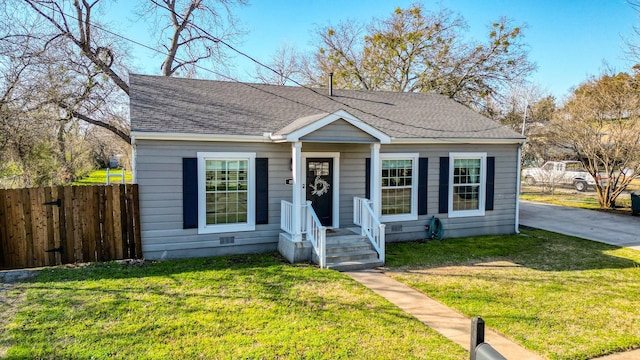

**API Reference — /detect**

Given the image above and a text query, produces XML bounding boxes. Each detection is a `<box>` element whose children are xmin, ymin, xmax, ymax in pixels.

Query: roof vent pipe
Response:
<box><xmin>329</xmin><ymin>72</ymin><xmax>333</xmax><ymax>96</ymax></box>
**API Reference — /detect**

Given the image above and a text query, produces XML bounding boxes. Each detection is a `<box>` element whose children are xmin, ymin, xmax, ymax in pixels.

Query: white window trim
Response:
<box><xmin>448</xmin><ymin>152</ymin><xmax>486</xmax><ymax>218</ymax></box>
<box><xmin>379</xmin><ymin>153</ymin><xmax>419</xmax><ymax>222</ymax></box>
<box><xmin>197</xmin><ymin>152</ymin><xmax>256</xmax><ymax>234</ymax></box>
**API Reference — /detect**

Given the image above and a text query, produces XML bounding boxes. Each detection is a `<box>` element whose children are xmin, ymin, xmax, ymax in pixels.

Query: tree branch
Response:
<box><xmin>57</xmin><ymin>102</ymin><xmax>130</xmax><ymax>144</ymax></box>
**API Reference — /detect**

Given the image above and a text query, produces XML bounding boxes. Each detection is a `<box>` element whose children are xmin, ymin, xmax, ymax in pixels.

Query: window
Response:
<box><xmin>449</xmin><ymin>153</ymin><xmax>486</xmax><ymax>218</ymax></box>
<box><xmin>565</xmin><ymin>162</ymin><xmax>583</xmax><ymax>171</ymax></box>
<box><xmin>197</xmin><ymin>152</ymin><xmax>255</xmax><ymax>233</ymax></box>
<box><xmin>542</xmin><ymin>162</ymin><xmax>554</xmax><ymax>171</ymax></box>
<box><xmin>380</xmin><ymin>153</ymin><xmax>418</xmax><ymax>221</ymax></box>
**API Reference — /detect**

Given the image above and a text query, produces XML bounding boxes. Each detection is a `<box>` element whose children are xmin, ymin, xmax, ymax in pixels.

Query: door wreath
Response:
<box><xmin>310</xmin><ymin>175</ymin><xmax>330</xmax><ymax>196</ymax></box>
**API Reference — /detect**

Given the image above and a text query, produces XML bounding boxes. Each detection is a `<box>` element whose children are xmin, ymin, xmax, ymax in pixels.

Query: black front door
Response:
<box><xmin>306</xmin><ymin>158</ymin><xmax>333</xmax><ymax>226</ymax></box>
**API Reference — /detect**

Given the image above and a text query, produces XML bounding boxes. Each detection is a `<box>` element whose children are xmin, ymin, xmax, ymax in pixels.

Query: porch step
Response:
<box><xmin>327</xmin><ymin>258</ymin><xmax>385</xmax><ymax>272</ymax></box>
<box><xmin>325</xmin><ymin>233</ymin><xmax>368</xmax><ymax>245</ymax></box>
<box><xmin>327</xmin><ymin>249</ymin><xmax>378</xmax><ymax>263</ymax></box>
<box><xmin>312</xmin><ymin>232</ymin><xmax>383</xmax><ymax>271</ymax></box>
<box><xmin>325</xmin><ymin>240</ymin><xmax>372</xmax><ymax>255</ymax></box>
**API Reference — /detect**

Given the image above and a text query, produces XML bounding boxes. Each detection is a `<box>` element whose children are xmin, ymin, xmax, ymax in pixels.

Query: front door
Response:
<box><xmin>306</xmin><ymin>158</ymin><xmax>333</xmax><ymax>226</ymax></box>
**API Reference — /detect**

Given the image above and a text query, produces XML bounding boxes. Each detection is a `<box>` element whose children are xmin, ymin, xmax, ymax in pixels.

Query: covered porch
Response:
<box><xmin>271</xmin><ymin>110</ymin><xmax>390</xmax><ymax>270</ymax></box>
<box><xmin>278</xmin><ymin>195</ymin><xmax>385</xmax><ymax>270</ymax></box>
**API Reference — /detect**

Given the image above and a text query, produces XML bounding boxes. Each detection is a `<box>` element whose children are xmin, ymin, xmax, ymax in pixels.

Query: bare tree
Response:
<box><xmin>0</xmin><ymin>24</ymin><xmax>108</xmax><ymax>185</ymax></box>
<box><xmin>1</xmin><ymin>0</ymin><xmax>247</xmax><ymax>185</ymax></box>
<box><xmin>140</xmin><ymin>0</ymin><xmax>247</xmax><ymax>77</ymax></box>
<box><xmin>301</xmin><ymin>4</ymin><xmax>535</xmax><ymax>114</ymax></box>
<box><xmin>0</xmin><ymin>15</ymin><xmax>58</xmax><ymax>186</ymax></box>
<box><xmin>9</xmin><ymin>0</ymin><xmax>247</xmax><ymax>144</ymax></box>
<box><xmin>13</xmin><ymin>0</ymin><xmax>132</xmax><ymax>143</ymax></box>
<box><xmin>23</xmin><ymin>0</ymin><xmax>130</xmax><ymax>93</ymax></box>
<box><xmin>550</xmin><ymin>70</ymin><xmax>640</xmax><ymax>208</ymax></box>
<box><xmin>627</xmin><ymin>0</ymin><xmax>640</xmax><ymax>63</ymax></box>
<box><xmin>253</xmin><ymin>43</ymin><xmax>301</xmax><ymax>85</ymax></box>
<box><xmin>498</xmin><ymin>85</ymin><xmax>557</xmax><ymax>166</ymax></box>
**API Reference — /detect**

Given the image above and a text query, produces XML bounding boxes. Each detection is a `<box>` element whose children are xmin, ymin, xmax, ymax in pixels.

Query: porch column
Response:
<box><xmin>370</xmin><ymin>143</ymin><xmax>381</xmax><ymax>217</ymax></box>
<box><xmin>291</xmin><ymin>142</ymin><xmax>303</xmax><ymax>241</ymax></box>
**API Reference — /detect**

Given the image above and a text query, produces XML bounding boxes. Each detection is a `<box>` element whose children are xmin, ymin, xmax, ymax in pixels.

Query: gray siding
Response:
<box><xmin>135</xmin><ymin>140</ymin><xmax>518</xmax><ymax>259</ymax></box>
<box><xmin>300</xmin><ymin>119</ymin><xmax>377</xmax><ymax>143</ymax></box>
<box><xmin>380</xmin><ymin>143</ymin><xmax>519</xmax><ymax>242</ymax></box>
<box><xmin>136</xmin><ymin>140</ymin><xmax>293</xmax><ymax>259</ymax></box>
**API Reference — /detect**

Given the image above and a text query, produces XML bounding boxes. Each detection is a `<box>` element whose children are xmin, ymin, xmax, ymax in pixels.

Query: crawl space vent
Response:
<box><xmin>220</xmin><ymin>236</ymin><xmax>235</xmax><ymax>245</ymax></box>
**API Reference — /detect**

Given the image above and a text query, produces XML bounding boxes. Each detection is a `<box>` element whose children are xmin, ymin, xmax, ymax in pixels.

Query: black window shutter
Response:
<box><xmin>418</xmin><ymin>158</ymin><xmax>428</xmax><ymax>215</ymax></box>
<box><xmin>255</xmin><ymin>158</ymin><xmax>269</xmax><ymax>224</ymax></box>
<box><xmin>183</xmin><ymin>158</ymin><xmax>198</xmax><ymax>229</ymax></box>
<box><xmin>439</xmin><ymin>157</ymin><xmax>449</xmax><ymax>213</ymax></box>
<box><xmin>485</xmin><ymin>156</ymin><xmax>495</xmax><ymax>211</ymax></box>
<box><xmin>365</xmin><ymin>158</ymin><xmax>371</xmax><ymax>199</ymax></box>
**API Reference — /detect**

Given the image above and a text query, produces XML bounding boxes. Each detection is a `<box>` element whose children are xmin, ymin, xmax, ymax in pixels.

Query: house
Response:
<box><xmin>130</xmin><ymin>74</ymin><xmax>525</xmax><ymax>269</ymax></box>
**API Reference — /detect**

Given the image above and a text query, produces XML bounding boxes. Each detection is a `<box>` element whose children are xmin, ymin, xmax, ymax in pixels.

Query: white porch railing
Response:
<box><xmin>280</xmin><ymin>200</ymin><xmax>327</xmax><ymax>268</ymax></box>
<box><xmin>353</xmin><ymin>197</ymin><xmax>385</xmax><ymax>263</ymax></box>
<box><xmin>353</xmin><ymin>197</ymin><xmax>366</xmax><ymax>226</ymax></box>
<box><xmin>280</xmin><ymin>200</ymin><xmax>294</xmax><ymax>234</ymax></box>
<box><xmin>280</xmin><ymin>200</ymin><xmax>309</xmax><ymax>234</ymax></box>
<box><xmin>305</xmin><ymin>201</ymin><xmax>327</xmax><ymax>268</ymax></box>
<box><xmin>301</xmin><ymin>204</ymin><xmax>308</xmax><ymax>232</ymax></box>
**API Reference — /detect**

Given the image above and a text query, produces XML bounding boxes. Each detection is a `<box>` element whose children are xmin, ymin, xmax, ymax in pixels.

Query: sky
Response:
<box><xmin>113</xmin><ymin>0</ymin><xmax>639</xmax><ymax>101</ymax></box>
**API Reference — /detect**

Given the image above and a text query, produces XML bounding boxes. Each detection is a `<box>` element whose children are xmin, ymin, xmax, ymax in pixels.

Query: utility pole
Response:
<box><xmin>521</xmin><ymin>103</ymin><xmax>531</xmax><ymax>136</ymax></box>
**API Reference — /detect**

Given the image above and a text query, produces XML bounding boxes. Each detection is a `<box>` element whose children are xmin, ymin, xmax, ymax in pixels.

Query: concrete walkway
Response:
<box><xmin>345</xmin><ymin>269</ymin><xmax>544</xmax><ymax>360</ymax></box>
<box><xmin>592</xmin><ymin>350</ymin><xmax>640</xmax><ymax>360</ymax></box>
<box><xmin>347</xmin><ymin>269</ymin><xmax>640</xmax><ymax>360</ymax></box>
<box><xmin>346</xmin><ymin>201</ymin><xmax>640</xmax><ymax>359</ymax></box>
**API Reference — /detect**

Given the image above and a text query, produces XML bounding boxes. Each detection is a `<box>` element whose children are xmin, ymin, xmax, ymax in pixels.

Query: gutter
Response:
<box><xmin>391</xmin><ymin>137</ymin><xmax>526</xmax><ymax>145</ymax></box>
<box><xmin>266</xmin><ymin>133</ymin><xmax>287</xmax><ymax>142</ymax></box>
<box><xmin>131</xmin><ymin>131</ymin><xmax>270</xmax><ymax>143</ymax></box>
<box><xmin>131</xmin><ymin>143</ymin><xmax>137</xmax><ymax>184</ymax></box>
<box><xmin>130</xmin><ymin>135</ymin><xmax>137</xmax><ymax>184</ymax></box>
<box><xmin>514</xmin><ymin>143</ymin><xmax>523</xmax><ymax>234</ymax></box>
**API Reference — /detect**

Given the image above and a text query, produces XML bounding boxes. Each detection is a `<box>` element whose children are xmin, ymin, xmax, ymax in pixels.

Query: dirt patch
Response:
<box><xmin>0</xmin><ymin>270</ymin><xmax>37</xmax><ymax>357</ymax></box>
<box><xmin>0</xmin><ymin>270</ymin><xmax>39</xmax><ymax>285</ymax></box>
<box><xmin>473</xmin><ymin>260</ymin><xmax>522</xmax><ymax>268</ymax></box>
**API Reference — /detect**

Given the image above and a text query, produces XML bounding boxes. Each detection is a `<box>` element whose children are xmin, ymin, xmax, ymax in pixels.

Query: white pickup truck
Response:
<box><xmin>522</xmin><ymin>161</ymin><xmax>597</xmax><ymax>192</ymax></box>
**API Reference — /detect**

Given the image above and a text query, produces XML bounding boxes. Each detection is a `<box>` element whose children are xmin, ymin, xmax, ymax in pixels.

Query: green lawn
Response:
<box><xmin>72</xmin><ymin>168</ymin><xmax>132</xmax><ymax>185</ymax></box>
<box><xmin>385</xmin><ymin>229</ymin><xmax>640</xmax><ymax>360</ymax></box>
<box><xmin>3</xmin><ymin>231</ymin><xmax>639</xmax><ymax>359</ymax></box>
<box><xmin>0</xmin><ymin>254</ymin><xmax>466</xmax><ymax>360</ymax></box>
<box><xmin>519</xmin><ymin>191</ymin><xmax>606</xmax><ymax>210</ymax></box>
<box><xmin>519</xmin><ymin>180</ymin><xmax>640</xmax><ymax>212</ymax></box>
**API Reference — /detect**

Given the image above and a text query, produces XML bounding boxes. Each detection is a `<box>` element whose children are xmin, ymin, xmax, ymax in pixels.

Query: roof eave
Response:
<box><xmin>131</xmin><ymin>131</ymin><xmax>270</xmax><ymax>144</ymax></box>
<box><xmin>130</xmin><ymin>132</ymin><xmax>525</xmax><ymax>146</ymax></box>
<box><xmin>391</xmin><ymin>137</ymin><xmax>526</xmax><ymax>145</ymax></box>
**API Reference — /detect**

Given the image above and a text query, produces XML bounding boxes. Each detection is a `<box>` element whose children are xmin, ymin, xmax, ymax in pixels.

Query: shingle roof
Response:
<box><xmin>130</xmin><ymin>74</ymin><xmax>524</xmax><ymax>141</ymax></box>
<box><xmin>274</xmin><ymin>113</ymin><xmax>330</xmax><ymax>136</ymax></box>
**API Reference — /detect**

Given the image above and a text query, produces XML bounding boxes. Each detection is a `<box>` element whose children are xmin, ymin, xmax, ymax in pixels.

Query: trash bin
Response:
<box><xmin>631</xmin><ymin>192</ymin><xmax>640</xmax><ymax>216</ymax></box>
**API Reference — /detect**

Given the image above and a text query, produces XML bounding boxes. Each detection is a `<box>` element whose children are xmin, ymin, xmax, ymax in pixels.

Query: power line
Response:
<box><xmin>27</xmin><ymin>0</ymin><xmax>509</xmax><ymax>136</ymax></box>
<box><xmin>147</xmin><ymin>0</ymin><xmax>507</xmax><ymax>135</ymax></box>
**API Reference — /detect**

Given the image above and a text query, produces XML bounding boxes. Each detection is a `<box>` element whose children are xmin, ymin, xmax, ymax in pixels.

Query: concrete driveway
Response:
<box><xmin>519</xmin><ymin>200</ymin><xmax>640</xmax><ymax>250</ymax></box>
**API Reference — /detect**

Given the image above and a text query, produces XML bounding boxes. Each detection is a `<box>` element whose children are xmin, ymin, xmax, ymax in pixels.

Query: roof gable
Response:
<box><xmin>273</xmin><ymin>110</ymin><xmax>391</xmax><ymax>143</ymax></box>
<box><xmin>300</xmin><ymin>119</ymin><xmax>378</xmax><ymax>143</ymax></box>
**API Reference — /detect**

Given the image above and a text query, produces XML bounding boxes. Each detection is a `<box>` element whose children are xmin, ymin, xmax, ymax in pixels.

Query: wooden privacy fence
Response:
<box><xmin>0</xmin><ymin>185</ymin><xmax>142</xmax><ymax>270</ymax></box>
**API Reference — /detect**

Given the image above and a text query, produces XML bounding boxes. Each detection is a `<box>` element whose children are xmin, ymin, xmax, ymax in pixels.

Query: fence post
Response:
<box><xmin>470</xmin><ymin>316</ymin><xmax>485</xmax><ymax>360</ymax></box>
<box><xmin>106</xmin><ymin>168</ymin><xmax>125</xmax><ymax>185</ymax></box>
